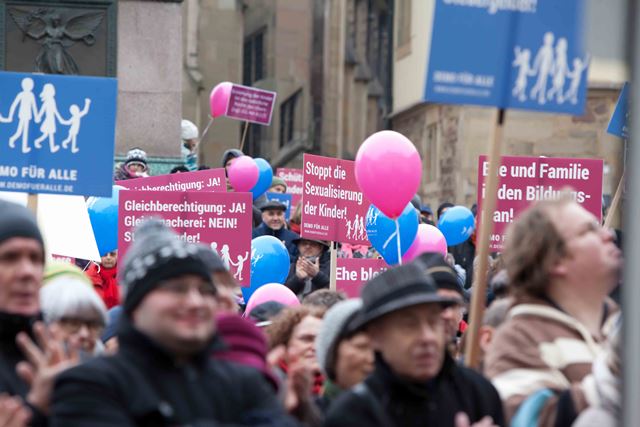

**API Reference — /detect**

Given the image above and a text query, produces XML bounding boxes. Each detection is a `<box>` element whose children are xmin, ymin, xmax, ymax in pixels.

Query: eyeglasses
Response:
<box><xmin>58</xmin><ymin>318</ymin><xmax>104</xmax><ymax>334</ymax></box>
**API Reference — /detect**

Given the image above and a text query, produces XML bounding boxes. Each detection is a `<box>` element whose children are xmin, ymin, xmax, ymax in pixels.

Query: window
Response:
<box><xmin>242</xmin><ymin>124</ymin><xmax>263</xmax><ymax>158</ymax></box>
<box><xmin>243</xmin><ymin>30</ymin><xmax>265</xmax><ymax>85</ymax></box>
<box><xmin>396</xmin><ymin>0</ymin><xmax>411</xmax><ymax>50</ymax></box>
<box><xmin>279</xmin><ymin>90</ymin><xmax>301</xmax><ymax>147</ymax></box>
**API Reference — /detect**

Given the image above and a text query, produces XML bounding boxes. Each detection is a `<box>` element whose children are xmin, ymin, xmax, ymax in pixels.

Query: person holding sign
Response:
<box><xmin>484</xmin><ymin>197</ymin><xmax>622</xmax><ymax>426</ymax></box>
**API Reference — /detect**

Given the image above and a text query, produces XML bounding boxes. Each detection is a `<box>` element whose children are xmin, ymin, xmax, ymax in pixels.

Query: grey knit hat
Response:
<box><xmin>316</xmin><ymin>298</ymin><xmax>363</xmax><ymax>380</ymax></box>
<box><xmin>120</xmin><ymin>219</ymin><xmax>213</xmax><ymax>314</ymax></box>
<box><xmin>0</xmin><ymin>200</ymin><xmax>44</xmax><ymax>256</ymax></box>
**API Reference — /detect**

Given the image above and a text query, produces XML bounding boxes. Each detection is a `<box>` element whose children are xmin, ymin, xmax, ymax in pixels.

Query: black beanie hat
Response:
<box><xmin>120</xmin><ymin>219</ymin><xmax>214</xmax><ymax>314</ymax></box>
<box><xmin>413</xmin><ymin>252</ymin><xmax>464</xmax><ymax>299</ymax></box>
<box><xmin>0</xmin><ymin>200</ymin><xmax>44</xmax><ymax>255</ymax></box>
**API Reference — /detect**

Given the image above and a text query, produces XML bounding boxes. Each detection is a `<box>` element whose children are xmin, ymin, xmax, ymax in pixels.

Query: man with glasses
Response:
<box><xmin>51</xmin><ymin>219</ymin><xmax>296</xmax><ymax>427</ymax></box>
<box><xmin>485</xmin><ymin>198</ymin><xmax>622</xmax><ymax>426</ymax></box>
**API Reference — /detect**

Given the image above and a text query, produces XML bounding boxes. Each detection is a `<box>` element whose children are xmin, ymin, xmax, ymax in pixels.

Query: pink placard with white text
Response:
<box><xmin>276</xmin><ymin>167</ymin><xmax>303</xmax><ymax>207</ymax></box>
<box><xmin>477</xmin><ymin>155</ymin><xmax>603</xmax><ymax>251</ymax></box>
<box><xmin>118</xmin><ymin>191</ymin><xmax>252</xmax><ymax>286</ymax></box>
<box><xmin>301</xmin><ymin>154</ymin><xmax>370</xmax><ymax>244</ymax></box>
<box><xmin>117</xmin><ymin>168</ymin><xmax>227</xmax><ymax>193</ymax></box>
<box><xmin>336</xmin><ymin>258</ymin><xmax>388</xmax><ymax>298</ymax></box>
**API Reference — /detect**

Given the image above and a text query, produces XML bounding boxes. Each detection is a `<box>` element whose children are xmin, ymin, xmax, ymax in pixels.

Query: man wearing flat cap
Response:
<box><xmin>324</xmin><ymin>263</ymin><xmax>503</xmax><ymax>427</ymax></box>
<box><xmin>252</xmin><ymin>200</ymin><xmax>300</xmax><ymax>256</ymax></box>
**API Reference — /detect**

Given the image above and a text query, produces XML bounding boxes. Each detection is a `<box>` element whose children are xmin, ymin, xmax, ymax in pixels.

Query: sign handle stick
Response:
<box><xmin>464</xmin><ymin>108</ymin><xmax>505</xmax><ymax>370</ymax></box>
<box><xmin>240</xmin><ymin>121</ymin><xmax>250</xmax><ymax>152</ymax></box>
<box><xmin>27</xmin><ymin>193</ymin><xmax>38</xmax><ymax>215</ymax></box>
<box><xmin>329</xmin><ymin>241</ymin><xmax>337</xmax><ymax>291</ymax></box>
<box><xmin>395</xmin><ymin>218</ymin><xmax>403</xmax><ymax>265</ymax></box>
<box><xmin>604</xmin><ymin>171</ymin><xmax>625</xmax><ymax>229</ymax></box>
<box><xmin>200</xmin><ymin>116</ymin><xmax>214</xmax><ymax>142</ymax></box>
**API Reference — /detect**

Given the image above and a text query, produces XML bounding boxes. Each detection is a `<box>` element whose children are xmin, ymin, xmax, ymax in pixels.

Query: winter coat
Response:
<box><xmin>51</xmin><ymin>318</ymin><xmax>299</xmax><ymax>427</ymax></box>
<box><xmin>484</xmin><ymin>297</ymin><xmax>618</xmax><ymax>427</ymax></box>
<box><xmin>449</xmin><ymin>239</ymin><xmax>475</xmax><ymax>289</ymax></box>
<box><xmin>85</xmin><ymin>263</ymin><xmax>120</xmax><ymax>309</ymax></box>
<box><xmin>0</xmin><ymin>311</ymin><xmax>47</xmax><ymax>426</ymax></box>
<box><xmin>285</xmin><ymin>250</ymin><xmax>331</xmax><ymax>298</ymax></box>
<box><xmin>323</xmin><ymin>354</ymin><xmax>504</xmax><ymax>427</ymax></box>
<box><xmin>252</xmin><ymin>223</ymin><xmax>300</xmax><ymax>257</ymax></box>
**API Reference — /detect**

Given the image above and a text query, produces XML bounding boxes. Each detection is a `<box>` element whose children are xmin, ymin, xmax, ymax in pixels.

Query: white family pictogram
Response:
<box><xmin>0</xmin><ymin>77</ymin><xmax>92</xmax><ymax>154</ymax></box>
<box><xmin>512</xmin><ymin>32</ymin><xmax>590</xmax><ymax>105</ymax></box>
<box><xmin>211</xmin><ymin>242</ymin><xmax>250</xmax><ymax>281</ymax></box>
<box><xmin>346</xmin><ymin>214</ymin><xmax>367</xmax><ymax>240</ymax></box>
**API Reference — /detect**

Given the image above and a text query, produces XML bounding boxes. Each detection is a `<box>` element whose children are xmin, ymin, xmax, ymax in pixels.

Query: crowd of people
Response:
<box><xmin>0</xmin><ymin>120</ymin><xmax>624</xmax><ymax>426</ymax></box>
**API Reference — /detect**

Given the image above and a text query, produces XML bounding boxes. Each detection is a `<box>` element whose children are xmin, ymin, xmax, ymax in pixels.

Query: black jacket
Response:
<box><xmin>285</xmin><ymin>250</ymin><xmax>331</xmax><ymax>297</ymax></box>
<box><xmin>324</xmin><ymin>354</ymin><xmax>504</xmax><ymax>427</ymax></box>
<box><xmin>449</xmin><ymin>239</ymin><xmax>476</xmax><ymax>289</ymax></box>
<box><xmin>51</xmin><ymin>319</ymin><xmax>298</xmax><ymax>427</ymax></box>
<box><xmin>0</xmin><ymin>311</ymin><xmax>47</xmax><ymax>426</ymax></box>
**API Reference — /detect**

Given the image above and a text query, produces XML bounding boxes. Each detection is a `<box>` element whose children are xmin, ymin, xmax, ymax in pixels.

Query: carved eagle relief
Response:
<box><xmin>8</xmin><ymin>8</ymin><xmax>105</xmax><ymax>74</ymax></box>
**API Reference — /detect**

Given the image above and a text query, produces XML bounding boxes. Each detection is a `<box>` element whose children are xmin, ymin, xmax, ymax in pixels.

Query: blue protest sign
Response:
<box><xmin>426</xmin><ymin>0</ymin><xmax>589</xmax><ymax>115</ymax></box>
<box><xmin>607</xmin><ymin>83</ymin><xmax>629</xmax><ymax>139</ymax></box>
<box><xmin>0</xmin><ymin>71</ymin><xmax>117</xmax><ymax>196</ymax></box>
<box><xmin>266</xmin><ymin>192</ymin><xmax>293</xmax><ymax>220</ymax></box>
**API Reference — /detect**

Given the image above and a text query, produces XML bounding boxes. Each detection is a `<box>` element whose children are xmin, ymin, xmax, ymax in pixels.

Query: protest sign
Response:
<box><xmin>301</xmin><ymin>154</ymin><xmax>369</xmax><ymax>245</ymax></box>
<box><xmin>477</xmin><ymin>155</ymin><xmax>603</xmax><ymax>250</ymax></box>
<box><xmin>118</xmin><ymin>191</ymin><xmax>253</xmax><ymax>286</ymax></box>
<box><xmin>276</xmin><ymin>167</ymin><xmax>303</xmax><ymax>207</ymax></box>
<box><xmin>426</xmin><ymin>0</ymin><xmax>589</xmax><ymax>115</ymax></box>
<box><xmin>117</xmin><ymin>168</ymin><xmax>227</xmax><ymax>192</ymax></box>
<box><xmin>0</xmin><ymin>71</ymin><xmax>117</xmax><ymax>196</ymax></box>
<box><xmin>336</xmin><ymin>258</ymin><xmax>388</xmax><ymax>298</ymax></box>
<box><xmin>607</xmin><ymin>82</ymin><xmax>629</xmax><ymax>139</ymax></box>
<box><xmin>266</xmin><ymin>192</ymin><xmax>293</xmax><ymax>220</ymax></box>
<box><xmin>226</xmin><ymin>84</ymin><xmax>277</xmax><ymax>126</ymax></box>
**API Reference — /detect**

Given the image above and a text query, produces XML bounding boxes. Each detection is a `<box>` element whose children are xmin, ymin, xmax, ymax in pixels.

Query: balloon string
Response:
<box><xmin>200</xmin><ymin>116</ymin><xmax>214</xmax><ymax>141</ymax></box>
<box><xmin>395</xmin><ymin>218</ymin><xmax>402</xmax><ymax>265</ymax></box>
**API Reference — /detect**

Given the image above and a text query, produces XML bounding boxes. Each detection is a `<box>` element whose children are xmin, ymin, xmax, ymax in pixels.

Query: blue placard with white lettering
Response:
<box><xmin>607</xmin><ymin>83</ymin><xmax>629</xmax><ymax>139</ymax></box>
<box><xmin>426</xmin><ymin>0</ymin><xmax>589</xmax><ymax>115</ymax></box>
<box><xmin>0</xmin><ymin>71</ymin><xmax>117</xmax><ymax>196</ymax></box>
<box><xmin>266</xmin><ymin>192</ymin><xmax>293</xmax><ymax>221</ymax></box>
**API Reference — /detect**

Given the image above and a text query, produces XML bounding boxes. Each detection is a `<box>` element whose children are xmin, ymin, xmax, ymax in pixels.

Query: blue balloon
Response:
<box><xmin>242</xmin><ymin>235</ymin><xmax>291</xmax><ymax>301</ymax></box>
<box><xmin>250</xmin><ymin>158</ymin><xmax>274</xmax><ymax>200</ymax></box>
<box><xmin>438</xmin><ymin>206</ymin><xmax>475</xmax><ymax>246</ymax></box>
<box><xmin>87</xmin><ymin>185</ymin><xmax>125</xmax><ymax>256</ymax></box>
<box><xmin>366</xmin><ymin>203</ymin><xmax>419</xmax><ymax>265</ymax></box>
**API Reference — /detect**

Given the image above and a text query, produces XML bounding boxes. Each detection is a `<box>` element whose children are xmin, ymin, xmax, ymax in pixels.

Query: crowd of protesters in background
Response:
<box><xmin>0</xmin><ymin>122</ymin><xmax>623</xmax><ymax>427</ymax></box>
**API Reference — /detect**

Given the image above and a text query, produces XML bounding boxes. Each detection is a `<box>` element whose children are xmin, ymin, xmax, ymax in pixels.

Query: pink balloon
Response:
<box><xmin>402</xmin><ymin>224</ymin><xmax>447</xmax><ymax>262</ymax></box>
<box><xmin>210</xmin><ymin>82</ymin><xmax>233</xmax><ymax>118</ymax></box>
<box><xmin>245</xmin><ymin>283</ymin><xmax>300</xmax><ymax>317</ymax></box>
<box><xmin>228</xmin><ymin>156</ymin><xmax>259</xmax><ymax>192</ymax></box>
<box><xmin>355</xmin><ymin>130</ymin><xmax>422</xmax><ymax>219</ymax></box>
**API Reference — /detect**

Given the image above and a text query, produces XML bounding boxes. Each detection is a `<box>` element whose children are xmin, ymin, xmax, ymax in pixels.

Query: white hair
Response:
<box><xmin>40</xmin><ymin>278</ymin><xmax>108</xmax><ymax>326</ymax></box>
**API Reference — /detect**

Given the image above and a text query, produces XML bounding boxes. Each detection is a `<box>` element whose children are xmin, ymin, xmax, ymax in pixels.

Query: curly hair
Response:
<box><xmin>266</xmin><ymin>306</ymin><xmax>323</xmax><ymax>350</ymax></box>
<box><xmin>503</xmin><ymin>198</ymin><xmax>570</xmax><ymax>301</ymax></box>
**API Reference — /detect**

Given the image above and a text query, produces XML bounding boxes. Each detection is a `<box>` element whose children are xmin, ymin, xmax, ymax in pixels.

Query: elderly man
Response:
<box><xmin>51</xmin><ymin>219</ymin><xmax>296</xmax><ymax>426</ymax></box>
<box><xmin>253</xmin><ymin>200</ymin><xmax>300</xmax><ymax>255</ymax></box>
<box><xmin>0</xmin><ymin>200</ymin><xmax>76</xmax><ymax>426</ymax></box>
<box><xmin>485</xmin><ymin>197</ymin><xmax>622</xmax><ymax>426</ymax></box>
<box><xmin>324</xmin><ymin>263</ymin><xmax>503</xmax><ymax>427</ymax></box>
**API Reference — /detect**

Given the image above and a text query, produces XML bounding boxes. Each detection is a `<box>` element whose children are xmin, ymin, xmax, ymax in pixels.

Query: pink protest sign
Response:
<box><xmin>117</xmin><ymin>168</ymin><xmax>227</xmax><ymax>193</ymax></box>
<box><xmin>301</xmin><ymin>154</ymin><xmax>369</xmax><ymax>244</ymax></box>
<box><xmin>477</xmin><ymin>155</ymin><xmax>603</xmax><ymax>251</ymax></box>
<box><xmin>226</xmin><ymin>84</ymin><xmax>277</xmax><ymax>125</ymax></box>
<box><xmin>276</xmin><ymin>167</ymin><xmax>303</xmax><ymax>207</ymax></box>
<box><xmin>336</xmin><ymin>258</ymin><xmax>388</xmax><ymax>298</ymax></box>
<box><xmin>118</xmin><ymin>191</ymin><xmax>253</xmax><ymax>286</ymax></box>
